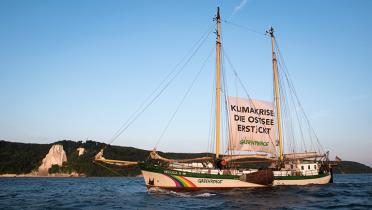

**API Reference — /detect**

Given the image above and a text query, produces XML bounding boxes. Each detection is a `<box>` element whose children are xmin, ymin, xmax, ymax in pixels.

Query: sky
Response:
<box><xmin>0</xmin><ymin>0</ymin><xmax>371</xmax><ymax>166</ymax></box>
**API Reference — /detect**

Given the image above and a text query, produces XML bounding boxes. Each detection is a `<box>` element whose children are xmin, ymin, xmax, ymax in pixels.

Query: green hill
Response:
<box><xmin>332</xmin><ymin>161</ymin><xmax>372</xmax><ymax>174</ymax></box>
<box><xmin>0</xmin><ymin>140</ymin><xmax>211</xmax><ymax>176</ymax></box>
<box><xmin>0</xmin><ymin>140</ymin><xmax>371</xmax><ymax>176</ymax></box>
<box><xmin>0</xmin><ymin>141</ymin><xmax>51</xmax><ymax>174</ymax></box>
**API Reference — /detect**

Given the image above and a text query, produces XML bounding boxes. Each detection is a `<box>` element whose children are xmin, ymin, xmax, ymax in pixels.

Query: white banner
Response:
<box><xmin>228</xmin><ymin>96</ymin><xmax>277</xmax><ymax>154</ymax></box>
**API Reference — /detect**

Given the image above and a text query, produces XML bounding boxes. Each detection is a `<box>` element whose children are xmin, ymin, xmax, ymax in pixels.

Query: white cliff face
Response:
<box><xmin>38</xmin><ymin>144</ymin><xmax>67</xmax><ymax>175</ymax></box>
<box><xmin>76</xmin><ymin>147</ymin><xmax>85</xmax><ymax>156</ymax></box>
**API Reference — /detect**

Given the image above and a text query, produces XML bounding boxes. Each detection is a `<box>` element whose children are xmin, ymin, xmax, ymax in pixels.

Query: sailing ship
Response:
<box><xmin>95</xmin><ymin>7</ymin><xmax>333</xmax><ymax>190</ymax></box>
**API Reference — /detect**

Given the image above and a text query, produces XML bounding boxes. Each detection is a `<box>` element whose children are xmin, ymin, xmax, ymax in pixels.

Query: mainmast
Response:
<box><xmin>268</xmin><ymin>27</ymin><xmax>284</xmax><ymax>161</ymax></box>
<box><xmin>215</xmin><ymin>7</ymin><xmax>221</xmax><ymax>159</ymax></box>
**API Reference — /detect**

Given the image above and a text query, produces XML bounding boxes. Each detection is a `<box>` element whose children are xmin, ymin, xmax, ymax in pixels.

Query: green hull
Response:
<box><xmin>274</xmin><ymin>172</ymin><xmax>330</xmax><ymax>180</ymax></box>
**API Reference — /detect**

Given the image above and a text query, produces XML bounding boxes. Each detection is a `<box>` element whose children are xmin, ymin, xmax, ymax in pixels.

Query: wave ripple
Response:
<box><xmin>0</xmin><ymin>174</ymin><xmax>371</xmax><ymax>209</ymax></box>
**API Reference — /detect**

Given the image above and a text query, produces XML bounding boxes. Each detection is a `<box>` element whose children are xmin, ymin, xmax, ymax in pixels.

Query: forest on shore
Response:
<box><xmin>1</xmin><ymin>140</ymin><xmax>371</xmax><ymax>176</ymax></box>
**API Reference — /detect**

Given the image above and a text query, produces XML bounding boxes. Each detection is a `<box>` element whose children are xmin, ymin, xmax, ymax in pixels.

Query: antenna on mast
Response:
<box><xmin>266</xmin><ymin>26</ymin><xmax>275</xmax><ymax>37</ymax></box>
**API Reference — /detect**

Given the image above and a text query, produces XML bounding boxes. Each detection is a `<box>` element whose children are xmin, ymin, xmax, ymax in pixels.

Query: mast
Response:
<box><xmin>268</xmin><ymin>27</ymin><xmax>284</xmax><ymax>161</ymax></box>
<box><xmin>215</xmin><ymin>7</ymin><xmax>221</xmax><ymax>159</ymax></box>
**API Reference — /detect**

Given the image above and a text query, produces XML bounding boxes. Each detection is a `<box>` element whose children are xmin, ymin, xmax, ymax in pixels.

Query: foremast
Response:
<box><xmin>215</xmin><ymin>7</ymin><xmax>221</xmax><ymax>159</ymax></box>
<box><xmin>268</xmin><ymin>27</ymin><xmax>284</xmax><ymax>161</ymax></box>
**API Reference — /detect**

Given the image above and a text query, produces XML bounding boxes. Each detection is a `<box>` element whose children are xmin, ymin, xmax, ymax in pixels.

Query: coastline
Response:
<box><xmin>0</xmin><ymin>172</ymin><xmax>84</xmax><ymax>178</ymax></box>
<box><xmin>0</xmin><ymin>173</ymin><xmax>143</xmax><ymax>178</ymax></box>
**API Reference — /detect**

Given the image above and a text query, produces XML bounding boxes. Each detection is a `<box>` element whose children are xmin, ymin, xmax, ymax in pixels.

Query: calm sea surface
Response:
<box><xmin>0</xmin><ymin>174</ymin><xmax>371</xmax><ymax>209</ymax></box>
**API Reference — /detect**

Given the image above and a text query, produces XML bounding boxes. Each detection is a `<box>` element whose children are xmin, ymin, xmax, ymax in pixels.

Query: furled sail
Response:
<box><xmin>94</xmin><ymin>149</ymin><xmax>138</xmax><ymax>166</ymax></box>
<box><xmin>149</xmin><ymin>150</ymin><xmax>213</xmax><ymax>163</ymax></box>
<box><xmin>228</xmin><ymin>96</ymin><xmax>277</xmax><ymax>155</ymax></box>
<box><xmin>283</xmin><ymin>152</ymin><xmax>325</xmax><ymax>160</ymax></box>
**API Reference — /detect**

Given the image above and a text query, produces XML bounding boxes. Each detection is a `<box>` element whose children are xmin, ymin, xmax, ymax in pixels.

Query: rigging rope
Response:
<box><xmin>221</xmin><ymin>19</ymin><xmax>266</xmax><ymax>36</ymax></box>
<box><xmin>107</xmin><ymin>23</ymin><xmax>214</xmax><ymax>146</ymax></box>
<box><xmin>93</xmin><ymin>160</ymin><xmax>144</xmax><ymax>187</ymax></box>
<box><xmin>274</xmin><ymin>38</ymin><xmax>326</xmax><ymax>155</ymax></box>
<box><xmin>277</xmin><ymin>63</ymin><xmax>303</xmax><ymax>153</ymax></box>
<box><xmin>220</xmin><ymin>39</ymin><xmax>233</xmax><ymax>157</ymax></box>
<box><xmin>222</xmin><ymin>46</ymin><xmax>277</xmax><ymax>153</ymax></box>
<box><xmin>154</xmin><ymin>47</ymin><xmax>215</xmax><ymax>149</ymax></box>
<box><xmin>206</xmin><ymin>67</ymin><xmax>216</xmax><ymax>157</ymax></box>
<box><xmin>93</xmin><ymin>160</ymin><xmax>124</xmax><ymax>176</ymax></box>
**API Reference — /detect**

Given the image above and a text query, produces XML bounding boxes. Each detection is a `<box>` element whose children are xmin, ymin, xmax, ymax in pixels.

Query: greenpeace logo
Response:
<box><xmin>197</xmin><ymin>178</ymin><xmax>223</xmax><ymax>184</ymax></box>
<box><xmin>240</xmin><ymin>139</ymin><xmax>269</xmax><ymax>146</ymax></box>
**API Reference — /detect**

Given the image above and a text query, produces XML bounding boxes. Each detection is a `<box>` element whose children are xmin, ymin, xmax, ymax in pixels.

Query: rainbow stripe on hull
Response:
<box><xmin>164</xmin><ymin>174</ymin><xmax>197</xmax><ymax>188</ymax></box>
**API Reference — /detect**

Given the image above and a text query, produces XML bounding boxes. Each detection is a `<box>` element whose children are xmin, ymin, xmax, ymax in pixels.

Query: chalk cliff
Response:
<box><xmin>77</xmin><ymin>147</ymin><xmax>85</xmax><ymax>156</ymax></box>
<box><xmin>38</xmin><ymin>144</ymin><xmax>67</xmax><ymax>175</ymax></box>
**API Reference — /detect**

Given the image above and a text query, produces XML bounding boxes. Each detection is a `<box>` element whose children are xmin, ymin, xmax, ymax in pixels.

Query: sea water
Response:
<box><xmin>0</xmin><ymin>174</ymin><xmax>371</xmax><ymax>209</ymax></box>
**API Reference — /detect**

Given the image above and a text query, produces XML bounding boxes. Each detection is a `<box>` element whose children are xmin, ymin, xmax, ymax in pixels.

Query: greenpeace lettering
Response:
<box><xmin>197</xmin><ymin>178</ymin><xmax>223</xmax><ymax>184</ymax></box>
<box><xmin>240</xmin><ymin>139</ymin><xmax>269</xmax><ymax>146</ymax></box>
<box><xmin>228</xmin><ymin>97</ymin><xmax>276</xmax><ymax>154</ymax></box>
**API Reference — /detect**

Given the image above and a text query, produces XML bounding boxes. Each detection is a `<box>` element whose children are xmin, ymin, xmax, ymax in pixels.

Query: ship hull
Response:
<box><xmin>140</xmin><ymin>164</ymin><xmax>272</xmax><ymax>191</ymax></box>
<box><xmin>273</xmin><ymin>173</ymin><xmax>331</xmax><ymax>186</ymax></box>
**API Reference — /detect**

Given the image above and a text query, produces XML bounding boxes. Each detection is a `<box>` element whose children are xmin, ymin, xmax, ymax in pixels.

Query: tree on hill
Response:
<box><xmin>48</xmin><ymin>164</ymin><xmax>61</xmax><ymax>174</ymax></box>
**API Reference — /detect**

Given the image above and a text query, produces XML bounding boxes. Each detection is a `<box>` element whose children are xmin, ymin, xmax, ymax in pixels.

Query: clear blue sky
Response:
<box><xmin>0</xmin><ymin>0</ymin><xmax>371</xmax><ymax>166</ymax></box>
